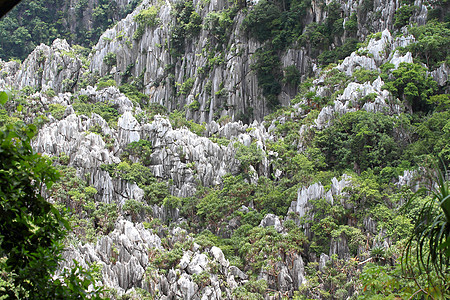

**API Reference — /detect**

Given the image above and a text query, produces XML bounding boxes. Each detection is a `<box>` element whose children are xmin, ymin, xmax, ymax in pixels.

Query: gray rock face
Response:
<box><xmin>290</xmin><ymin>175</ymin><xmax>352</xmax><ymax>218</ymax></box>
<box><xmin>85</xmin><ymin>0</ymin><xmax>413</xmax><ymax>122</ymax></box>
<box><xmin>318</xmin><ymin>253</ymin><xmax>330</xmax><ymax>272</ymax></box>
<box><xmin>430</xmin><ymin>63</ymin><xmax>450</xmax><ymax>88</ymax></box>
<box><xmin>142</xmin><ymin>115</ymin><xmax>242</xmax><ymax>197</ymax></box>
<box><xmin>61</xmin><ymin>217</ymin><xmax>251</xmax><ymax>298</ymax></box>
<box><xmin>32</xmin><ymin>88</ymin><xmax>257</xmax><ymax>202</ymax></box>
<box><xmin>310</xmin><ymin>29</ymin><xmax>416</xmax><ymax>131</ymax></box>
<box><xmin>329</xmin><ymin>234</ymin><xmax>350</xmax><ymax>259</ymax></box>
<box><xmin>79</xmin><ymin>86</ymin><xmax>136</xmax><ymax>114</ymax></box>
<box><xmin>1</xmin><ymin>0</ymin><xmax>437</xmax><ymax>298</ymax></box>
<box><xmin>0</xmin><ymin>39</ymin><xmax>85</xmax><ymax>93</ymax></box>
<box><xmin>210</xmin><ymin>246</ymin><xmax>229</xmax><ymax>269</ymax></box>
<box><xmin>259</xmin><ymin>214</ymin><xmax>284</xmax><ymax>233</ymax></box>
<box><xmin>61</xmin><ymin>218</ymin><xmax>161</xmax><ymax>293</ymax></box>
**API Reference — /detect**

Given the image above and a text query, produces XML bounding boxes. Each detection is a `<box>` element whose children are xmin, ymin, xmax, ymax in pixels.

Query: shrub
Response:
<box><xmin>45</xmin><ymin>88</ymin><xmax>56</xmax><ymax>98</ymax></box>
<box><xmin>241</xmin><ymin>0</ymin><xmax>281</xmax><ymax>43</ymax></box>
<box><xmin>187</xmin><ymin>99</ymin><xmax>200</xmax><ymax>111</ymax></box>
<box><xmin>133</xmin><ymin>6</ymin><xmax>160</xmax><ymax>40</ymax></box>
<box><xmin>96</xmin><ymin>79</ymin><xmax>117</xmax><ymax>90</ymax></box>
<box><xmin>251</xmin><ymin>47</ymin><xmax>282</xmax><ymax>109</ymax></box>
<box><xmin>394</xmin><ymin>5</ymin><xmax>418</xmax><ymax>28</ymax></box>
<box><xmin>103</xmin><ymin>52</ymin><xmax>117</xmax><ymax>67</ymax></box>
<box><xmin>178</xmin><ymin>78</ymin><xmax>195</xmax><ymax>96</ymax></box>
<box><xmin>48</xmin><ymin>103</ymin><xmax>66</xmax><ymax>120</ymax></box>
<box><xmin>407</xmin><ymin>21</ymin><xmax>450</xmax><ymax>69</ymax></box>
<box><xmin>315</xmin><ymin>111</ymin><xmax>403</xmax><ymax>172</ymax></box>
<box><xmin>0</xmin><ymin>93</ymin><xmax>104</xmax><ymax>298</ymax></box>
<box><xmin>123</xmin><ymin>140</ymin><xmax>153</xmax><ymax>165</ymax></box>
<box><xmin>234</xmin><ymin>142</ymin><xmax>265</xmax><ymax>172</ymax></box>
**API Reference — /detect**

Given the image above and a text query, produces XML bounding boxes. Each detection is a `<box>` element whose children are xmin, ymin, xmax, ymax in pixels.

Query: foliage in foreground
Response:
<box><xmin>404</xmin><ymin>161</ymin><xmax>450</xmax><ymax>292</ymax></box>
<box><xmin>0</xmin><ymin>92</ymin><xmax>104</xmax><ymax>299</ymax></box>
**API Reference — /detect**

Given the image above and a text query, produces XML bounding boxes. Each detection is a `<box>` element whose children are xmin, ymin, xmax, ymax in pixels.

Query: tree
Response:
<box><xmin>315</xmin><ymin>111</ymin><xmax>402</xmax><ymax>172</ymax></box>
<box><xmin>407</xmin><ymin>21</ymin><xmax>450</xmax><ymax>68</ymax></box>
<box><xmin>383</xmin><ymin>62</ymin><xmax>438</xmax><ymax>113</ymax></box>
<box><xmin>0</xmin><ymin>92</ymin><xmax>103</xmax><ymax>298</ymax></box>
<box><xmin>241</xmin><ymin>0</ymin><xmax>282</xmax><ymax>42</ymax></box>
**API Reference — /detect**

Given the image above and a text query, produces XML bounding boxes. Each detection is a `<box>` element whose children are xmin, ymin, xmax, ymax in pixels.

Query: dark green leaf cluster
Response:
<box><xmin>49</xmin><ymin>165</ymin><xmax>118</xmax><ymax>241</ymax></box>
<box><xmin>383</xmin><ymin>62</ymin><xmax>438</xmax><ymax>113</ymax></box>
<box><xmin>121</xmin><ymin>140</ymin><xmax>153</xmax><ymax>166</ymax></box>
<box><xmin>103</xmin><ymin>52</ymin><xmax>117</xmax><ymax>67</ymax></box>
<box><xmin>133</xmin><ymin>5</ymin><xmax>160</xmax><ymax>40</ymax></box>
<box><xmin>407</xmin><ymin>21</ymin><xmax>450</xmax><ymax>69</ymax></box>
<box><xmin>0</xmin><ymin>121</ymin><xmax>64</xmax><ymax>298</ymax></box>
<box><xmin>251</xmin><ymin>47</ymin><xmax>282</xmax><ymax>109</ymax></box>
<box><xmin>72</xmin><ymin>94</ymin><xmax>120</xmax><ymax>127</ymax></box>
<box><xmin>204</xmin><ymin>6</ymin><xmax>238</xmax><ymax>47</ymax></box>
<box><xmin>404</xmin><ymin>163</ymin><xmax>450</xmax><ymax>282</ymax></box>
<box><xmin>119</xmin><ymin>83</ymin><xmax>148</xmax><ymax>107</ymax></box>
<box><xmin>101</xmin><ymin>161</ymin><xmax>169</xmax><ymax>206</ymax></box>
<box><xmin>394</xmin><ymin>4</ymin><xmax>418</xmax><ymax>29</ymax></box>
<box><xmin>315</xmin><ymin>111</ymin><xmax>403</xmax><ymax>172</ymax></box>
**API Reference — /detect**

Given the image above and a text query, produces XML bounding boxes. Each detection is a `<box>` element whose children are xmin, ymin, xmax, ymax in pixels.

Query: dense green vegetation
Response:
<box><xmin>0</xmin><ymin>0</ymin><xmax>141</xmax><ymax>60</ymax></box>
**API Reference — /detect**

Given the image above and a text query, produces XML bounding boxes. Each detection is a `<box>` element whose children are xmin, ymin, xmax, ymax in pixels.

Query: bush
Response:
<box><xmin>72</xmin><ymin>100</ymin><xmax>119</xmax><ymax>126</ymax></box>
<box><xmin>119</xmin><ymin>83</ymin><xmax>148</xmax><ymax>106</ymax></box>
<box><xmin>122</xmin><ymin>199</ymin><xmax>150</xmax><ymax>221</ymax></box>
<box><xmin>187</xmin><ymin>99</ymin><xmax>200</xmax><ymax>111</ymax></box>
<box><xmin>133</xmin><ymin>6</ymin><xmax>160</xmax><ymax>40</ymax></box>
<box><xmin>178</xmin><ymin>78</ymin><xmax>195</xmax><ymax>96</ymax></box>
<box><xmin>394</xmin><ymin>5</ymin><xmax>418</xmax><ymax>28</ymax></box>
<box><xmin>251</xmin><ymin>47</ymin><xmax>282</xmax><ymax>109</ymax></box>
<box><xmin>234</xmin><ymin>142</ymin><xmax>265</xmax><ymax>172</ymax></box>
<box><xmin>283</xmin><ymin>65</ymin><xmax>301</xmax><ymax>87</ymax></box>
<box><xmin>122</xmin><ymin>140</ymin><xmax>153</xmax><ymax>165</ymax></box>
<box><xmin>241</xmin><ymin>0</ymin><xmax>282</xmax><ymax>43</ymax></box>
<box><xmin>103</xmin><ymin>52</ymin><xmax>117</xmax><ymax>67</ymax></box>
<box><xmin>96</xmin><ymin>79</ymin><xmax>117</xmax><ymax>90</ymax></box>
<box><xmin>407</xmin><ymin>21</ymin><xmax>450</xmax><ymax>69</ymax></box>
<box><xmin>47</xmin><ymin>103</ymin><xmax>66</xmax><ymax>120</ymax></box>
<box><xmin>169</xmin><ymin>0</ymin><xmax>203</xmax><ymax>56</ymax></box>
<box><xmin>315</xmin><ymin>111</ymin><xmax>403</xmax><ymax>172</ymax></box>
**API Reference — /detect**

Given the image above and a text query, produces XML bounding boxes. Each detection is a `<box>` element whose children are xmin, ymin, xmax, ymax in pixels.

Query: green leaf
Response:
<box><xmin>0</xmin><ymin>91</ymin><xmax>8</xmax><ymax>105</ymax></box>
<box><xmin>17</xmin><ymin>104</ymin><xmax>23</xmax><ymax>112</ymax></box>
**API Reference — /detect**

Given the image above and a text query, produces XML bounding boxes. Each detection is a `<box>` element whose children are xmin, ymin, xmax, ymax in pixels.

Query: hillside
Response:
<box><xmin>0</xmin><ymin>0</ymin><xmax>449</xmax><ymax>299</ymax></box>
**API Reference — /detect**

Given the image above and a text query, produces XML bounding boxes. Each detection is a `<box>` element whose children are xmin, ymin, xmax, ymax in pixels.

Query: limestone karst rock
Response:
<box><xmin>1</xmin><ymin>0</ymin><xmax>447</xmax><ymax>298</ymax></box>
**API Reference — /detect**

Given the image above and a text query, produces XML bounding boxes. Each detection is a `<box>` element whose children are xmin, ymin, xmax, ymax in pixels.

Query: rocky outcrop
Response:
<box><xmin>0</xmin><ymin>39</ymin><xmax>86</xmax><ymax>93</ymax></box>
<box><xmin>430</xmin><ymin>63</ymin><xmax>450</xmax><ymax>88</ymax></box>
<box><xmin>62</xmin><ymin>217</ymin><xmax>250</xmax><ymax>298</ymax></box>
<box><xmin>309</xmin><ymin>29</ymin><xmax>417</xmax><ymax>130</ymax></box>
<box><xmin>1</xmin><ymin>0</ymin><xmax>442</xmax><ymax>299</ymax></box>
<box><xmin>141</xmin><ymin>116</ymin><xmax>242</xmax><ymax>197</ymax></box>
<box><xmin>32</xmin><ymin>86</ymin><xmax>270</xmax><ymax>201</ymax></box>
<box><xmin>290</xmin><ymin>174</ymin><xmax>352</xmax><ymax>219</ymax></box>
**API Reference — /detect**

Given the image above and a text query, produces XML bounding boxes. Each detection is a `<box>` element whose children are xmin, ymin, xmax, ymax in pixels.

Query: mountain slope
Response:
<box><xmin>0</xmin><ymin>0</ymin><xmax>449</xmax><ymax>298</ymax></box>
